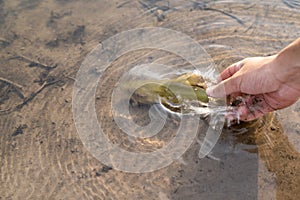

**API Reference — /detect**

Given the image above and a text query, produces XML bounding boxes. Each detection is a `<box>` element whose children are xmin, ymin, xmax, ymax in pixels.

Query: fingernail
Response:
<box><xmin>236</xmin><ymin>62</ymin><xmax>244</xmax><ymax>69</ymax></box>
<box><xmin>206</xmin><ymin>85</ymin><xmax>225</xmax><ymax>98</ymax></box>
<box><xmin>206</xmin><ymin>87</ymin><xmax>213</xmax><ymax>96</ymax></box>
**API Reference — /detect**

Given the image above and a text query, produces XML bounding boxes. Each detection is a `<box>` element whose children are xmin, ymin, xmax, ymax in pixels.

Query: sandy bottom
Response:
<box><xmin>0</xmin><ymin>0</ymin><xmax>300</xmax><ymax>199</ymax></box>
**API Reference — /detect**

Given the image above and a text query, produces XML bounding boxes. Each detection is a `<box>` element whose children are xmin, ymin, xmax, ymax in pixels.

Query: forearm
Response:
<box><xmin>272</xmin><ymin>38</ymin><xmax>300</xmax><ymax>86</ymax></box>
<box><xmin>276</xmin><ymin>38</ymin><xmax>300</xmax><ymax>68</ymax></box>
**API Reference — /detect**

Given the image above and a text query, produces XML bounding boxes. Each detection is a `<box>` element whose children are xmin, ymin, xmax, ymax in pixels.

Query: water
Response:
<box><xmin>1</xmin><ymin>0</ymin><xmax>300</xmax><ymax>199</ymax></box>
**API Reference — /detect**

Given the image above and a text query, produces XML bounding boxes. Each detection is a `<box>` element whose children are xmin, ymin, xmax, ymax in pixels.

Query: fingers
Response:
<box><xmin>236</xmin><ymin>105</ymin><xmax>272</xmax><ymax>121</ymax></box>
<box><xmin>206</xmin><ymin>77</ymin><xmax>241</xmax><ymax>98</ymax></box>
<box><xmin>207</xmin><ymin>61</ymin><xmax>244</xmax><ymax>98</ymax></box>
<box><xmin>206</xmin><ymin>83</ymin><xmax>225</xmax><ymax>98</ymax></box>
<box><xmin>227</xmin><ymin>94</ymin><xmax>275</xmax><ymax>122</ymax></box>
<box><xmin>217</xmin><ymin>61</ymin><xmax>243</xmax><ymax>82</ymax></box>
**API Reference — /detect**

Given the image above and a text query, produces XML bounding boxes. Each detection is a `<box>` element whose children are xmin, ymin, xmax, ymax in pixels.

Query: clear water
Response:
<box><xmin>1</xmin><ymin>0</ymin><xmax>300</xmax><ymax>199</ymax></box>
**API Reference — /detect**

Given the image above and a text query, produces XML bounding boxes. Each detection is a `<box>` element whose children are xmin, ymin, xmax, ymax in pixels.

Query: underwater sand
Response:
<box><xmin>0</xmin><ymin>0</ymin><xmax>300</xmax><ymax>199</ymax></box>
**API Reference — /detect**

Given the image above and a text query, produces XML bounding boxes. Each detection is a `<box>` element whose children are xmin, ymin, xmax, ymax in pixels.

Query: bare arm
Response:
<box><xmin>273</xmin><ymin>38</ymin><xmax>300</xmax><ymax>87</ymax></box>
<box><xmin>206</xmin><ymin>38</ymin><xmax>300</xmax><ymax>121</ymax></box>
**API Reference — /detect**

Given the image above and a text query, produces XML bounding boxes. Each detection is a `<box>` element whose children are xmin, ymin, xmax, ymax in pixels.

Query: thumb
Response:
<box><xmin>206</xmin><ymin>77</ymin><xmax>241</xmax><ymax>98</ymax></box>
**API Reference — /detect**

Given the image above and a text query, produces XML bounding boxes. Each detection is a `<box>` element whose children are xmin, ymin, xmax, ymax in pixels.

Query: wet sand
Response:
<box><xmin>1</xmin><ymin>0</ymin><xmax>300</xmax><ymax>199</ymax></box>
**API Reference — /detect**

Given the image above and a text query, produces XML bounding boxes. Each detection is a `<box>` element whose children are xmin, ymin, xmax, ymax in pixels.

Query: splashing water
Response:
<box><xmin>159</xmin><ymin>96</ymin><xmax>241</xmax><ymax>127</ymax></box>
<box><xmin>157</xmin><ymin>91</ymin><xmax>244</xmax><ymax>160</ymax></box>
<box><xmin>189</xmin><ymin>104</ymin><xmax>240</xmax><ymax>125</ymax></box>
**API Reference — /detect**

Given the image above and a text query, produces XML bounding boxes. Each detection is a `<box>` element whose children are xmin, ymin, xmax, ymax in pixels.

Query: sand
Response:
<box><xmin>1</xmin><ymin>0</ymin><xmax>300</xmax><ymax>199</ymax></box>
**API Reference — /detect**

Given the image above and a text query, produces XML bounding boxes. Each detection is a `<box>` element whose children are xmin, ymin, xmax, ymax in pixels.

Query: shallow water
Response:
<box><xmin>0</xmin><ymin>0</ymin><xmax>300</xmax><ymax>199</ymax></box>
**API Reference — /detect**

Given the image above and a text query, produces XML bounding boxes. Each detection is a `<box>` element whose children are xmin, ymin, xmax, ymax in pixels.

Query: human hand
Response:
<box><xmin>206</xmin><ymin>56</ymin><xmax>300</xmax><ymax>121</ymax></box>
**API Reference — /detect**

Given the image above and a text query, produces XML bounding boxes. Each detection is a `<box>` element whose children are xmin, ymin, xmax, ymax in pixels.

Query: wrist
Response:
<box><xmin>275</xmin><ymin>38</ymin><xmax>300</xmax><ymax>68</ymax></box>
<box><xmin>272</xmin><ymin>51</ymin><xmax>300</xmax><ymax>87</ymax></box>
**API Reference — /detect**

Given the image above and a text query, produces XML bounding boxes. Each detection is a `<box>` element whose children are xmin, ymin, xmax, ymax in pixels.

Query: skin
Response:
<box><xmin>206</xmin><ymin>38</ymin><xmax>300</xmax><ymax>121</ymax></box>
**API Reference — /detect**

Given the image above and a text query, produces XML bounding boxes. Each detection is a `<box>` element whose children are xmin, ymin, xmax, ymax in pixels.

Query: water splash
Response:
<box><xmin>157</xmin><ymin>92</ymin><xmax>243</xmax><ymax>159</ymax></box>
<box><xmin>159</xmin><ymin>96</ymin><xmax>241</xmax><ymax>126</ymax></box>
